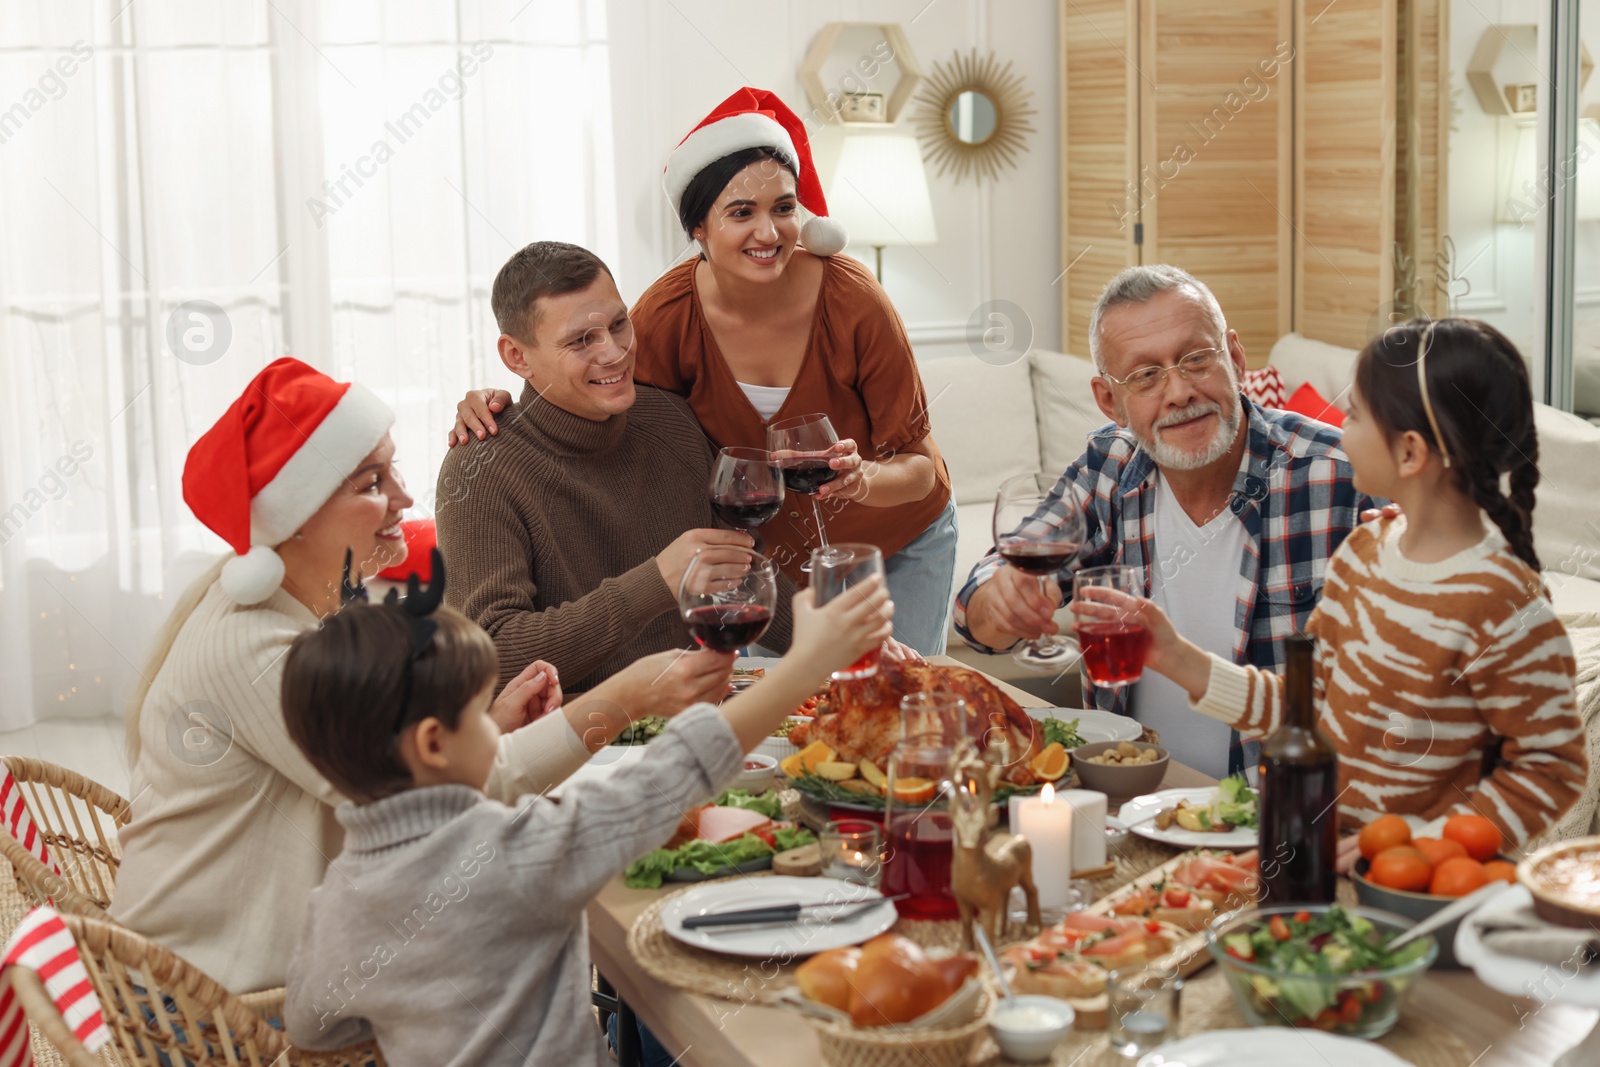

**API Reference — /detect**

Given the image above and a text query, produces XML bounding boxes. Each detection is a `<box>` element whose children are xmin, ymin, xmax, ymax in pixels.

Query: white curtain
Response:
<box><xmin>0</xmin><ymin>0</ymin><xmax>614</xmax><ymax>730</ymax></box>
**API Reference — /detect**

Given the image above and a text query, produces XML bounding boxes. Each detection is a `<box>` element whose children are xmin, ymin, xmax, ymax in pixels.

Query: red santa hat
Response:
<box><xmin>183</xmin><ymin>357</ymin><xmax>394</xmax><ymax>605</ymax></box>
<box><xmin>663</xmin><ymin>87</ymin><xmax>848</xmax><ymax>257</ymax></box>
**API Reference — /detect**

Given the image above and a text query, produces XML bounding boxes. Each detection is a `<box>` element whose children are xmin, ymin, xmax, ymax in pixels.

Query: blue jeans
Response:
<box><xmin>883</xmin><ymin>500</ymin><xmax>959</xmax><ymax>657</ymax></box>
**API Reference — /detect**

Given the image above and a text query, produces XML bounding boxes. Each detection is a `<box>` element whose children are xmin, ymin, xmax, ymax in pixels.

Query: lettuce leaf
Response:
<box><xmin>622</xmin><ymin>828</ymin><xmax>817</xmax><ymax>889</ymax></box>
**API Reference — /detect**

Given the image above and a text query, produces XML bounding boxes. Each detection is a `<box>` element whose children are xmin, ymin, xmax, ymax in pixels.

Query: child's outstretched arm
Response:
<box><xmin>1070</xmin><ymin>588</ymin><xmax>1300</xmax><ymax>738</ymax></box>
<box><xmin>719</xmin><ymin>577</ymin><xmax>893</xmax><ymax>751</ymax></box>
<box><xmin>1451</xmin><ymin>601</ymin><xmax>1587</xmax><ymax>849</ymax></box>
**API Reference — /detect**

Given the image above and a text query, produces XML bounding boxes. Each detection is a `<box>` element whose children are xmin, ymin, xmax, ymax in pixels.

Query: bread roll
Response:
<box><xmin>795</xmin><ymin>947</ymin><xmax>859</xmax><ymax>1013</ymax></box>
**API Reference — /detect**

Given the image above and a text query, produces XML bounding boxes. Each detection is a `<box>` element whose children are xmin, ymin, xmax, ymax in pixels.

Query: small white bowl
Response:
<box><xmin>988</xmin><ymin>994</ymin><xmax>1076</xmax><ymax>1063</ymax></box>
<box><xmin>734</xmin><ymin>753</ymin><xmax>779</xmax><ymax>792</ymax></box>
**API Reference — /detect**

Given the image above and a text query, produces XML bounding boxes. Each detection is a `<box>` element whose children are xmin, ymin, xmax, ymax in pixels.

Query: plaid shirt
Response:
<box><xmin>954</xmin><ymin>397</ymin><xmax>1374</xmax><ymax>775</ymax></box>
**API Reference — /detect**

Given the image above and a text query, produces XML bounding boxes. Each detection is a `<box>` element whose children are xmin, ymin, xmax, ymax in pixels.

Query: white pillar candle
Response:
<box><xmin>1016</xmin><ymin>784</ymin><xmax>1074</xmax><ymax>911</ymax></box>
<box><xmin>1062</xmin><ymin>789</ymin><xmax>1108</xmax><ymax>870</ymax></box>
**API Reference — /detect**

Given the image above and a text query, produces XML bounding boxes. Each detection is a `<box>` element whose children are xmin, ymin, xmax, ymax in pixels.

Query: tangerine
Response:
<box><xmin>1442</xmin><ymin>815</ymin><xmax>1502</xmax><ymax>862</ymax></box>
<box><xmin>1412</xmin><ymin>837</ymin><xmax>1469</xmax><ymax>867</ymax></box>
<box><xmin>1429</xmin><ymin>856</ymin><xmax>1490</xmax><ymax>897</ymax></box>
<box><xmin>1358</xmin><ymin>814</ymin><xmax>1413</xmax><ymax>861</ymax></box>
<box><xmin>1030</xmin><ymin>742</ymin><xmax>1071</xmax><ymax>781</ymax></box>
<box><xmin>1367</xmin><ymin>845</ymin><xmax>1432</xmax><ymax>892</ymax></box>
<box><xmin>1481</xmin><ymin>860</ymin><xmax>1517</xmax><ymax>884</ymax></box>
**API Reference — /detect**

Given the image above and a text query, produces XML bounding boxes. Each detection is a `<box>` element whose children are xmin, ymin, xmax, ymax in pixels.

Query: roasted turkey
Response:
<box><xmin>789</xmin><ymin>660</ymin><xmax>1047</xmax><ymax>786</ymax></box>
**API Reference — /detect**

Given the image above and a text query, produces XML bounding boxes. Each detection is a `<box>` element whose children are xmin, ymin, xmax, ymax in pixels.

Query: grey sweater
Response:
<box><xmin>284</xmin><ymin>703</ymin><xmax>743</xmax><ymax>1066</ymax></box>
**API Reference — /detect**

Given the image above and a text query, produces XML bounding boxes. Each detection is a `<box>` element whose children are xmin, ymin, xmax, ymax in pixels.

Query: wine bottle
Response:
<box><xmin>1258</xmin><ymin>633</ymin><xmax>1339</xmax><ymax>905</ymax></box>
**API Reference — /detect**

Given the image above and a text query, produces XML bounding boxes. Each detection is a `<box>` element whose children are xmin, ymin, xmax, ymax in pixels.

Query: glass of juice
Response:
<box><xmin>1071</xmin><ymin>565</ymin><xmax>1150</xmax><ymax>688</ymax></box>
<box><xmin>880</xmin><ymin>694</ymin><xmax>967</xmax><ymax>921</ymax></box>
<box><xmin>809</xmin><ymin>543</ymin><xmax>887</xmax><ymax>680</ymax></box>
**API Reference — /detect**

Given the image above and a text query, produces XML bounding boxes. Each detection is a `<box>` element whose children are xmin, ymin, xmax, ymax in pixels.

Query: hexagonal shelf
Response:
<box><xmin>799</xmin><ymin>22</ymin><xmax>922</xmax><ymax>127</ymax></box>
<box><xmin>1467</xmin><ymin>24</ymin><xmax>1592</xmax><ymax>117</ymax></box>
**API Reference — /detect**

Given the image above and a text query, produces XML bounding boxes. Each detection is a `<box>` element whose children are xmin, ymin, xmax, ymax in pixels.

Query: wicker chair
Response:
<box><xmin>8</xmin><ymin>911</ymin><xmax>386</xmax><ymax>1067</ymax></box>
<box><xmin>1</xmin><ymin>757</ymin><xmax>129</xmax><ymax>912</ymax></box>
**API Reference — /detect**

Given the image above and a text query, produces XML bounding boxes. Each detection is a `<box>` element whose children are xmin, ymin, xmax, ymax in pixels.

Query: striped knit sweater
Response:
<box><xmin>1196</xmin><ymin>516</ymin><xmax>1586</xmax><ymax>847</ymax></box>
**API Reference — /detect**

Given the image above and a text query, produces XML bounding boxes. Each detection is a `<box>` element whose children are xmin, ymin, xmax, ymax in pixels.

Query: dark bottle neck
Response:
<box><xmin>1282</xmin><ymin>633</ymin><xmax>1316</xmax><ymax>730</ymax></box>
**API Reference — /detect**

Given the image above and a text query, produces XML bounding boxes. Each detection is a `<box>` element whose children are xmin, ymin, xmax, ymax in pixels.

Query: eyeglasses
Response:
<box><xmin>1101</xmin><ymin>347</ymin><xmax>1226</xmax><ymax>396</ymax></box>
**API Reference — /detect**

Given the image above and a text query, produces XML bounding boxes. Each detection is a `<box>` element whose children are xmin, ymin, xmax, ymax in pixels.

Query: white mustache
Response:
<box><xmin>1155</xmin><ymin>403</ymin><xmax>1221</xmax><ymax>431</ymax></box>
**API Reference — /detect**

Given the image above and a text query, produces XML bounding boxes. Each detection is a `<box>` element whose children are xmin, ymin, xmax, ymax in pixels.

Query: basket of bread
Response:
<box><xmin>787</xmin><ymin>933</ymin><xmax>991</xmax><ymax>1067</ymax></box>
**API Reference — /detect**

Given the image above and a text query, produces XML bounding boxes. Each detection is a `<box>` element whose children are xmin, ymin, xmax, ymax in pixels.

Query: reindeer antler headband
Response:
<box><xmin>341</xmin><ymin>547</ymin><xmax>448</xmax><ymax>735</ymax></box>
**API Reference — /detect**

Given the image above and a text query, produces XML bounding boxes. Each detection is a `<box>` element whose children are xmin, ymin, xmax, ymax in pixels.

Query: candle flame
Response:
<box><xmin>1042</xmin><ymin>783</ymin><xmax>1056</xmax><ymax>804</ymax></box>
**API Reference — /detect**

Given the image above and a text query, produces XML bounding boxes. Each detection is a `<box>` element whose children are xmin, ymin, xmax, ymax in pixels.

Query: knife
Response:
<box><xmin>681</xmin><ymin>893</ymin><xmax>908</xmax><ymax>930</ymax></box>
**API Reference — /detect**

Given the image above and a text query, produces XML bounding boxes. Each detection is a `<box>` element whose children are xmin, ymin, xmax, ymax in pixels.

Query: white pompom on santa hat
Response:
<box><xmin>183</xmin><ymin>357</ymin><xmax>394</xmax><ymax>605</ymax></box>
<box><xmin>663</xmin><ymin>86</ymin><xmax>848</xmax><ymax>257</ymax></box>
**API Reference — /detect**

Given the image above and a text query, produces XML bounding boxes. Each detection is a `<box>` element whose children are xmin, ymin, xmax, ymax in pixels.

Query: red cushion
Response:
<box><xmin>377</xmin><ymin>519</ymin><xmax>436</xmax><ymax>581</ymax></box>
<box><xmin>1283</xmin><ymin>382</ymin><xmax>1345</xmax><ymax>428</ymax></box>
<box><xmin>1241</xmin><ymin>366</ymin><xmax>1286</xmax><ymax>409</ymax></box>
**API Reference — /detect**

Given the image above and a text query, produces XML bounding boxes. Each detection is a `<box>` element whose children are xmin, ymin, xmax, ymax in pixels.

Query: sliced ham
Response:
<box><xmin>695</xmin><ymin>806</ymin><xmax>775</xmax><ymax>844</ymax></box>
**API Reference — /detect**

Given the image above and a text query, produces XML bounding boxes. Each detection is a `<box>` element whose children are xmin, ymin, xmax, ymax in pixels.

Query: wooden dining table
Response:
<box><xmin>585</xmin><ymin>657</ymin><xmax>1599</xmax><ymax>1067</ymax></box>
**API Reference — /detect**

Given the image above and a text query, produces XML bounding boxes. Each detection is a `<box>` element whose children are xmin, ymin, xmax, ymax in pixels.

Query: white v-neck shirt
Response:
<box><xmin>736</xmin><ymin>381</ymin><xmax>791</xmax><ymax>421</ymax></box>
<box><xmin>1133</xmin><ymin>473</ymin><xmax>1248</xmax><ymax>780</ymax></box>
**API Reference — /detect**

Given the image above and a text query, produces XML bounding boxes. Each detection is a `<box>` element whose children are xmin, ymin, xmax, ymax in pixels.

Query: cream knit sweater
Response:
<box><xmin>109</xmin><ymin>581</ymin><xmax>592</xmax><ymax>993</ymax></box>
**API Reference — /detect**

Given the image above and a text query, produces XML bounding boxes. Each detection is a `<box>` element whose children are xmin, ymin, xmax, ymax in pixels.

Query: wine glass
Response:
<box><xmin>677</xmin><ymin>546</ymin><xmax>777</xmax><ymax>653</ymax></box>
<box><xmin>992</xmin><ymin>472</ymin><xmax>1089</xmax><ymax>672</ymax></box>
<box><xmin>768</xmin><ymin>412</ymin><xmax>841</xmax><ymax>570</ymax></box>
<box><xmin>708</xmin><ymin>447</ymin><xmax>784</xmax><ymax>551</ymax></box>
<box><xmin>1072</xmin><ymin>565</ymin><xmax>1150</xmax><ymax>688</ymax></box>
<box><xmin>808</xmin><ymin>543</ymin><xmax>885</xmax><ymax>680</ymax></box>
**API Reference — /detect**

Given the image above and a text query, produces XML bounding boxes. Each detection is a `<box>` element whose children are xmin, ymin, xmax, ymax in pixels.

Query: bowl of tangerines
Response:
<box><xmin>1350</xmin><ymin>813</ymin><xmax>1512</xmax><ymax>968</ymax></box>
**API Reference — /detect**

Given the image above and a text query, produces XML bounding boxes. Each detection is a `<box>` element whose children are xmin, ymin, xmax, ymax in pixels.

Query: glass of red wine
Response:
<box><xmin>767</xmin><ymin>412</ymin><xmax>842</xmax><ymax>571</ymax></box>
<box><xmin>1072</xmin><ymin>565</ymin><xmax>1150</xmax><ymax>688</ymax></box>
<box><xmin>708</xmin><ymin>447</ymin><xmax>784</xmax><ymax>550</ymax></box>
<box><xmin>677</xmin><ymin>546</ymin><xmax>777</xmax><ymax>653</ymax></box>
<box><xmin>992</xmin><ymin>472</ymin><xmax>1089</xmax><ymax>672</ymax></box>
<box><xmin>808</xmin><ymin>543</ymin><xmax>886</xmax><ymax>680</ymax></box>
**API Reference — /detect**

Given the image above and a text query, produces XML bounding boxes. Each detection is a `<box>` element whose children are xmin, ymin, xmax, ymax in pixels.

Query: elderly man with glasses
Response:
<box><xmin>956</xmin><ymin>264</ymin><xmax>1373</xmax><ymax>778</ymax></box>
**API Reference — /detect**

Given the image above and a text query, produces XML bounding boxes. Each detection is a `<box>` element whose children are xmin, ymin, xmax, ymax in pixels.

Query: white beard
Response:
<box><xmin>1138</xmin><ymin>392</ymin><xmax>1243</xmax><ymax>471</ymax></box>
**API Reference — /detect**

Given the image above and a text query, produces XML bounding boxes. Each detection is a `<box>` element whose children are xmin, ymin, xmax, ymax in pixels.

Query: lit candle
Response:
<box><xmin>1016</xmin><ymin>783</ymin><xmax>1074</xmax><ymax>911</ymax></box>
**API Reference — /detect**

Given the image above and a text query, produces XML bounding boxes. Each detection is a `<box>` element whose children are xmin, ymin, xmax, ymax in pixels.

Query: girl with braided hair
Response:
<box><xmin>1076</xmin><ymin>317</ymin><xmax>1587</xmax><ymax>864</ymax></box>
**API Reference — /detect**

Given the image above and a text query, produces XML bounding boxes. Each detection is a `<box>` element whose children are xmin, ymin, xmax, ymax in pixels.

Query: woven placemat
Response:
<box><xmin>628</xmin><ymin>829</ymin><xmax>1194</xmax><ymax>1005</ymax></box>
<box><xmin>971</xmin><ymin>965</ymin><xmax>1473</xmax><ymax>1066</ymax></box>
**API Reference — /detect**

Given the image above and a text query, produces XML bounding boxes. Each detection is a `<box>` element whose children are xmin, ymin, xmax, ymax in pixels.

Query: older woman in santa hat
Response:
<box><xmin>453</xmin><ymin>88</ymin><xmax>958</xmax><ymax>656</ymax></box>
<box><xmin>110</xmin><ymin>357</ymin><xmax>725</xmax><ymax>995</ymax></box>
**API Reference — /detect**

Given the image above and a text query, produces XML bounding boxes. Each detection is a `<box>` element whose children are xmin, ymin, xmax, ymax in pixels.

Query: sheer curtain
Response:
<box><xmin>0</xmin><ymin>0</ymin><xmax>614</xmax><ymax>730</ymax></box>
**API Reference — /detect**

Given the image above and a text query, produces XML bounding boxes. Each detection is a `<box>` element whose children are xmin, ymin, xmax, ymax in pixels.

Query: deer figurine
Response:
<box><xmin>949</xmin><ymin>737</ymin><xmax>1041</xmax><ymax>951</ymax></box>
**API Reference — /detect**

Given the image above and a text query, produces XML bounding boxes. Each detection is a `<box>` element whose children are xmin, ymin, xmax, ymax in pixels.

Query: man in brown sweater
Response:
<box><xmin>436</xmin><ymin>241</ymin><xmax>791</xmax><ymax>697</ymax></box>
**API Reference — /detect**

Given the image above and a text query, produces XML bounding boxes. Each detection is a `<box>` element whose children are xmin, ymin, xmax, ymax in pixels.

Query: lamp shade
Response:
<box><xmin>1500</xmin><ymin>119</ymin><xmax>1600</xmax><ymax>223</ymax></box>
<box><xmin>825</xmin><ymin>133</ymin><xmax>938</xmax><ymax>246</ymax></box>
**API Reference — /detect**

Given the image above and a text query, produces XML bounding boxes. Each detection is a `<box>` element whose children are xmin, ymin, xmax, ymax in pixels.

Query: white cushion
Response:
<box><xmin>1268</xmin><ymin>332</ymin><xmax>1359</xmax><ymax>411</ymax></box>
<box><xmin>1550</xmin><ymin>576</ymin><xmax>1600</xmax><ymax>623</ymax></box>
<box><xmin>1532</xmin><ymin>404</ymin><xmax>1600</xmax><ymax>583</ymax></box>
<box><xmin>1031</xmin><ymin>350</ymin><xmax>1112</xmax><ymax>477</ymax></box>
<box><xmin>920</xmin><ymin>354</ymin><xmax>1040</xmax><ymax>505</ymax></box>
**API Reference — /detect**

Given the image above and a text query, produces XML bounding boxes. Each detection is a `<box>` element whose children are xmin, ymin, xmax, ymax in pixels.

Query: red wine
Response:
<box><xmin>882</xmin><ymin>811</ymin><xmax>958</xmax><ymax>921</ymax></box>
<box><xmin>780</xmin><ymin>459</ymin><xmax>839</xmax><ymax>495</ymax></box>
<box><xmin>997</xmin><ymin>538</ymin><xmax>1081</xmax><ymax>575</ymax></box>
<box><xmin>1078</xmin><ymin>622</ymin><xmax>1151</xmax><ymax>687</ymax></box>
<box><xmin>711</xmin><ymin>494</ymin><xmax>782</xmax><ymax>528</ymax></box>
<box><xmin>683</xmin><ymin>604</ymin><xmax>774</xmax><ymax>652</ymax></box>
<box><xmin>1259</xmin><ymin>634</ymin><xmax>1339</xmax><ymax>905</ymax></box>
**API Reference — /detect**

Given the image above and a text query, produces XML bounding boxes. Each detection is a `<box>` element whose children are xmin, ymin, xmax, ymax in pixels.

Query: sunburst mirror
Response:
<box><xmin>912</xmin><ymin>49</ymin><xmax>1037</xmax><ymax>183</ymax></box>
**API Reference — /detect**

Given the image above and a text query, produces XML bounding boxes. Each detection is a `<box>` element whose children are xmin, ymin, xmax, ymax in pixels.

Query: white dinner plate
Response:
<box><xmin>1025</xmin><ymin>707</ymin><xmax>1143</xmax><ymax>744</ymax></box>
<box><xmin>1137</xmin><ymin>1028</ymin><xmax>1412</xmax><ymax>1066</ymax></box>
<box><xmin>1455</xmin><ymin>885</ymin><xmax>1600</xmax><ymax>1007</ymax></box>
<box><xmin>661</xmin><ymin>876</ymin><xmax>897</xmax><ymax>959</ymax></box>
<box><xmin>1116</xmin><ymin>787</ymin><xmax>1258</xmax><ymax>850</ymax></box>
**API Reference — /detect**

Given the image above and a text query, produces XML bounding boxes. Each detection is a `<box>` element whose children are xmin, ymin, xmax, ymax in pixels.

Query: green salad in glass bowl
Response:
<box><xmin>1205</xmin><ymin>904</ymin><xmax>1437</xmax><ymax>1039</ymax></box>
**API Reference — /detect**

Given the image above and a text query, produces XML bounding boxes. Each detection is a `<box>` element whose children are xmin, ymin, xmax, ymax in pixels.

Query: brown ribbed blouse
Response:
<box><xmin>434</xmin><ymin>383</ymin><xmax>792</xmax><ymax>693</ymax></box>
<box><xmin>630</xmin><ymin>253</ymin><xmax>952</xmax><ymax>582</ymax></box>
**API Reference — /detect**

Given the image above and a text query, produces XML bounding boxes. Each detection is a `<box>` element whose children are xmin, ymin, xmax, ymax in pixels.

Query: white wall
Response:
<box><xmin>604</xmin><ymin>0</ymin><xmax>1062</xmax><ymax>358</ymax></box>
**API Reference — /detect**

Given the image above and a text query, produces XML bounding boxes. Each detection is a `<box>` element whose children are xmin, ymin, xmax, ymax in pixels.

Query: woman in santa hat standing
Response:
<box><xmin>110</xmin><ymin>357</ymin><xmax>699</xmax><ymax>995</ymax></box>
<box><xmin>453</xmin><ymin>88</ymin><xmax>958</xmax><ymax>656</ymax></box>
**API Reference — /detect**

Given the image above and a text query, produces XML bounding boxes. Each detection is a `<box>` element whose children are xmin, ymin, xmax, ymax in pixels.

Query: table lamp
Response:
<box><xmin>825</xmin><ymin>132</ymin><xmax>938</xmax><ymax>282</ymax></box>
